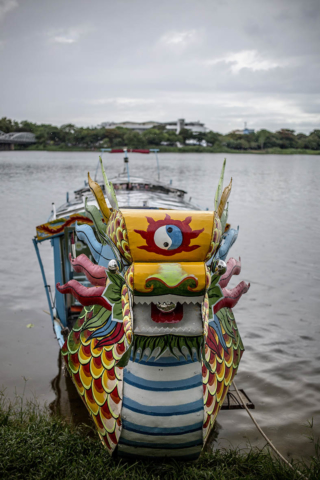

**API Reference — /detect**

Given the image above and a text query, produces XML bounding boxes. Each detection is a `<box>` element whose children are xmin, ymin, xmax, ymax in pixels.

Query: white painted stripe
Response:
<box><xmin>117</xmin><ymin>444</ymin><xmax>202</xmax><ymax>457</ymax></box>
<box><xmin>124</xmin><ymin>382</ymin><xmax>202</xmax><ymax>407</ymax></box>
<box><xmin>121</xmin><ymin>429</ymin><xmax>202</xmax><ymax>445</ymax></box>
<box><xmin>126</xmin><ymin>360</ymin><xmax>201</xmax><ymax>382</ymax></box>
<box><xmin>121</xmin><ymin>407</ymin><xmax>204</xmax><ymax>429</ymax></box>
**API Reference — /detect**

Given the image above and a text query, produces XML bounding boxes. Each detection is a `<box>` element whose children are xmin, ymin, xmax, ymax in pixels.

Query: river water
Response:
<box><xmin>0</xmin><ymin>151</ymin><xmax>319</xmax><ymax>460</ymax></box>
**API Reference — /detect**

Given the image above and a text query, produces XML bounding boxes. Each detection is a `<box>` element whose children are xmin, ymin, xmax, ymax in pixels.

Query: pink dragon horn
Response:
<box><xmin>69</xmin><ymin>253</ymin><xmax>107</xmax><ymax>287</ymax></box>
<box><xmin>214</xmin><ymin>280</ymin><xmax>250</xmax><ymax>314</ymax></box>
<box><xmin>219</xmin><ymin>257</ymin><xmax>241</xmax><ymax>288</ymax></box>
<box><xmin>56</xmin><ymin>280</ymin><xmax>111</xmax><ymax>310</ymax></box>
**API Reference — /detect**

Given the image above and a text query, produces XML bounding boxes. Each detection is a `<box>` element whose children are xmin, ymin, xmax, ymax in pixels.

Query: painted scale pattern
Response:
<box><xmin>125</xmin><ymin>264</ymin><xmax>134</xmax><ymax>293</ymax></box>
<box><xmin>106</xmin><ymin>210</ymin><xmax>132</xmax><ymax>263</ymax></box>
<box><xmin>122</xmin><ymin>284</ymin><xmax>133</xmax><ymax>345</ymax></box>
<box><xmin>204</xmin><ymin>215</ymin><xmax>222</xmax><ymax>262</ymax></box>
<box><xmin>202</xmin><ymin>294</ymin><xmax>244</xmax><ymax>442</ymax></box>
<box><xmin>118</xmin><ymin>350</ymin><xmax>204</xmax><ymax>460</ymax></box>
<box><xmin>61</xmin><ymin>309</ymin><xmax>126</xmax><ymax>453</ymax></box>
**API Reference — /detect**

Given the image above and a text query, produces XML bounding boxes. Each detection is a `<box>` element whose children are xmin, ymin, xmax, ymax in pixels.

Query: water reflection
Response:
<box><xmin>50</xmin><ymin>352</ymin><xmax>94</xmax><ymax>430</ymax></box>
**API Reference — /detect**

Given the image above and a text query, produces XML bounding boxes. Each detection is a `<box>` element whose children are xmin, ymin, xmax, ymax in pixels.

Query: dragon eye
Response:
<box><xmin>154</xmin><ymin>225</ymin><xmax>183</xmax><ymax>251</ymax></box>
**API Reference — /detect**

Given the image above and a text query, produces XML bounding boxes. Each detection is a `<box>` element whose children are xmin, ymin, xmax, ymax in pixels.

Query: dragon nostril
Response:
<box><xmin>163</xmin><ymin>242</ymin><xmax>169</xmax><ymax>248</ymax></box>
<box><xmin>167</xmin><ymin>227</ymin><xmax>173</xmax><ymax>233</ymax></box>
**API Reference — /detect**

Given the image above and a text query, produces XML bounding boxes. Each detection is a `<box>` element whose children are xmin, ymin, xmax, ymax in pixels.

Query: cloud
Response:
<box><xmin>83</xmin><ymin>91</ymin><xmax>320</xmax><ymax>134</ymax></box>
<box><xmin>0</xmin><ymin>0</ymin><xmax>18</xmax><ymax>22</ymax></box>
<box><xmin>0</xmin><ymin>0</ymin><xmax>319</xmax><ymax>134</ymax></box>
<box><xmin>89</xmin><ymin>97</ymin><xmax>156</xmax><ymax>107</ymax></box>
<box><xmin>205</xmin><ymin>50</ymin><xmax>281</xmax><ymax>74</ymax></box>
<box><xmin>48</xmin><ymin>25</ymin><xmax>93</xmax><ymax>44</ymax></box>
<box><xmin>159</xmin><ymin>29</ymin><xmax>199</xmax><ymax>50</ymax></box>
<box><xmin>52</xmin><ymin>35</ymin><xmax>76</xmax><ymax>45</ymax></box>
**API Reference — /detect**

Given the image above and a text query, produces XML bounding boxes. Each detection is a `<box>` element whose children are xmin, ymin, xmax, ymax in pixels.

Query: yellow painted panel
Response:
<box><xmin>133</xmin><ymin>262</ymin><xmax>206</xmax><ymax>294</ymax></box>
<box><xmin>122</xmin><ymin>209</ymin><xmax>215</xmax><ymax>262</ymax></box>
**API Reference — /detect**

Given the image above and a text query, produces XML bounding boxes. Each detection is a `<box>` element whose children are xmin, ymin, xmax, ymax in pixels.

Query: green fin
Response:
<box><xmin>99</xmin><ymin>156</ymin><xmax>119</xmax><ymax>210</ymax></box>
<box><xmin>214</xmin><ymin>158</ymin><xmax>226</xmax><ymax>211</ymax></box>
<box><xmin>83</xmin><ymin>308</ymin><xmax>111</xmax><ymax>331</ymax></box>
<box><xmin>216</xmin><ymin>308</ymin><xmax>235</xmax><ymax>339</ymax></box>
<box><xmin>85</xmin><ymin>198</ymin><xmax>106</xmax><ymax>245</ymax></box>
<box><xmin>220</xmin><ymin>201</ymin><xmax>229</xmax><ymax>233</ymax></box>
<box><xmin>116</xmin><ymin>344</ymin><xmax>132</xmax><ymax>367</ymax></box>
<box><xmin>109</xmin><ymin>182</ymin><xmax>119</xmax><ymax>211</ymax></box>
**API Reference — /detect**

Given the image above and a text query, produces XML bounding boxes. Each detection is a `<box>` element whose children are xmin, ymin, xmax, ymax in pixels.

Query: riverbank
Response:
<box><xmin>0</xmin><ymin>395</ymin><xmax>318</xmax><ymax>480</ymax></box>
<box><xmin>16</xmin><ymin>145</ymin><xmax>320</xmax><ymax>155</ymax></box>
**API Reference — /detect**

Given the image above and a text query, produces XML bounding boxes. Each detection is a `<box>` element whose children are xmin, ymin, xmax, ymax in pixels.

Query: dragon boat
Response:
<box><xmin>33</xmin><ymin>150</ymin><xmax>251</xmax><ymax>460</ymax></box>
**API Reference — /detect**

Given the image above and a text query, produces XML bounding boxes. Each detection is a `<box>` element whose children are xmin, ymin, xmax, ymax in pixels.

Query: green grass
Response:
<box><xmin>153</xmin><ymin>146</ymin><xmax>320</xmax><ymax>154</ymax></box>
<box><xmin>0</xmin><ymin>392</ymin><xmax>319</xmax><ymax>480</ymax></box>
<box><xmin>16</xmin><ymin>144</ymin><xmax>320</xmax><ymax>154</ymax></box>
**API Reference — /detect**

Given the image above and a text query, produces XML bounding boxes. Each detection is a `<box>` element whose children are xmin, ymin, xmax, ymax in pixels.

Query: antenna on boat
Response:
<box><xmin>150</xmin><ymin>149</ymin><xmax>160</xmax><ymax>181</ymax></box>
<box><xmin>124</xmin><ymin>148</ymin><xmax>130</xmax><ymax>183</ymax></box>
<box><xmin>94</xmin><ymin>158</ymin><xmax>100</xmax><ymax>182</ymax></box>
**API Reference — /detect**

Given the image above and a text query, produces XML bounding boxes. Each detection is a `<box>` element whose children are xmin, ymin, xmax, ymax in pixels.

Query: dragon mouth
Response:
<box><xmin>132</xmin><ymin>300</ymin><xmax>203</xmax><ymax>336</ymax></box>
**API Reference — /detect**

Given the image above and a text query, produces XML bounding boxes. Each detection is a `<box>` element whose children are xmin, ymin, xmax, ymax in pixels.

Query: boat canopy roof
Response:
<box><xmin>47</xmin><ymin>172</ymin><xmax>199</xmax><ymax>224</ymax></box>
<box><xmin>74</xmin><ymin>173</ymin><xmax>186</xmax><ymax>198</ymax></box>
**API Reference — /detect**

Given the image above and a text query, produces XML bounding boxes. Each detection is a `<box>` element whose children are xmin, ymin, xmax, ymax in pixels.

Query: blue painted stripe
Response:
<box><xmin>122</xmin><ymin>397</ymin><xmax>203</xmax><ymax>416</ymax></box>
<box><xmin>122</xmin><ymin>419</ymin><xmax>203</xmax><ymax>436</ymax></box>
<box><xmin>124</xmin><ymin>371</ymin><xmax>202</xmax><ymax>392</ymax></box>
<box><xmin>119</xmin><ymin>438</ymin><xmax>203</xmax><ymax>449</ymax></box>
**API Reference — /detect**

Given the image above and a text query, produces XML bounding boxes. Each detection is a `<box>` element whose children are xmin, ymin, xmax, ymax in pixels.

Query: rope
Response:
<box><xmin>232</xmin><ymin>380</ymin><xmax>308</xmax><ymax>480</ymax></box>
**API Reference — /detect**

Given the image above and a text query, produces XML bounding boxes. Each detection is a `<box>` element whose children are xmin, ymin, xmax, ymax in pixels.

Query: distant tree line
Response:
<box><xmin>1</xmin><ymin>117</ymin><xmax>320</xmax><ymax>151</ymax></box>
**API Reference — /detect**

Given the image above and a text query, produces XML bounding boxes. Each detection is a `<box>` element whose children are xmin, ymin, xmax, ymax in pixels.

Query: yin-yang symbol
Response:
<box><xmin>154</xmin><ymin>225</ymin><xmax>183</xmax><ymax>251</ymax></box>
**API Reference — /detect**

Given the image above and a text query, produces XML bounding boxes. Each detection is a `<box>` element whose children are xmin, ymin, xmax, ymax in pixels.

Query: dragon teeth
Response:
<box><xmin>133</xmin><ymin>295</ymin><xmax>204</xmax><ymax>305</ymax></box>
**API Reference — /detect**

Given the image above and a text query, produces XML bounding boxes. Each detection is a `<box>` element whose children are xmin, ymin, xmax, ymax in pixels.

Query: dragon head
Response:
<box><xmin>56</xmin><ymin>158</ymin><xmax>249</xmax><ymax>456</ymax></box>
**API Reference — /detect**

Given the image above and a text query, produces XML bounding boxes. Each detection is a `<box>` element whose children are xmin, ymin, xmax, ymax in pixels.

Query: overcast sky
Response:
<box><xmin>0</xmin><ymin>0</ymin><xmax>319</xmax><ymax>133</ymax></box>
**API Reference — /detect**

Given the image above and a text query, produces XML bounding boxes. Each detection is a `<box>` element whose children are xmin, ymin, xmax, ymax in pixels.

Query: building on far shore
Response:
<box><xmin>185</xmin><ymin>138</ymin><xmax>208</xmax><ymax>147</ymax></box>
<box><xmin>233</xmin><ymin>122</ymin><xmax>255</xmax><ymax>135</ymax></box>
<box><xmin>164</xmin><ymin>119</ymin><xmax>207</xmax><ymax>134</ymax></box>
<box><xmin>99</xmin><ymin>119</ymin><xmax>207</xmax><ymax>135</ymax></box>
